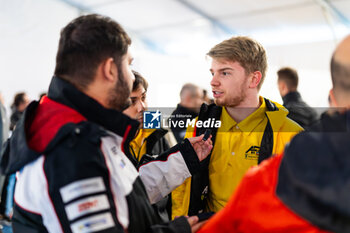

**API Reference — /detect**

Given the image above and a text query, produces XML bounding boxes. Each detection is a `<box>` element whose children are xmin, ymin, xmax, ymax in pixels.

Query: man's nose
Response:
<box><xmin>210</xmin><ymin>74</ymin><xmax>220</xmax><ymax>87</ymax></box>
<box><xmin>137</xmin><ymin>100</ymin><xmax>146</xmax><ymax>112</ymax></box>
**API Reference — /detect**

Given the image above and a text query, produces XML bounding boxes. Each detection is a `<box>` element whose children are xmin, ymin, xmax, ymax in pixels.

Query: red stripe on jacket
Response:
<box><xmin>28</xmin><ymin>96</ymin><xmax>86</xmax><ymax>152</ymax></box>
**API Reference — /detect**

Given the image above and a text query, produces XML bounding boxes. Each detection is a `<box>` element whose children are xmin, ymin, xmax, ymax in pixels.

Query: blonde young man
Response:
<box><xmin>199</xmin><ymin>34</ymin><xmax>350</xmax><ymax>233</ymax></box>
<box><xmin>172</xmin><ymin>36</ymin><xmax>303</xmax><ymax>218</ymax></box>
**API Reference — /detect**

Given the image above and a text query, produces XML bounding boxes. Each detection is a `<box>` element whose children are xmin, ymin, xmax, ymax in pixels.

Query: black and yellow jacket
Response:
<box><xmin>127</xmin><ymin>128</ymin><xmax>176</xmax><ymax>165</ymax></box>
<box><xmin>172</xmin><ymin>97</ymin><xmax>303</xmax><ymax>218</ymax></box>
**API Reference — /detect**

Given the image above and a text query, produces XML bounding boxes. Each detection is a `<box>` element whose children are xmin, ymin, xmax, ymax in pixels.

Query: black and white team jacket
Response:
<box><xmin>0</xmin><ymin>76</ymin><xmax>201</xmax><ymax>233</ymax></box>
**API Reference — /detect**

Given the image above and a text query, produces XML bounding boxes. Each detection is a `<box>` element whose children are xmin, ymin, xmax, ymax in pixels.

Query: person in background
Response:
<box><xmin>0</xmin><ymin>92</ymin><xmax>9</xmax><ymax>224</ymax></box>
<box><xmin>0</xmin><ymin>92</ymin><xmax>29</xmax><ymax>222</ymax></box>
<box><xmin>9</xmin><ymin>92</ymin><xmax>29</xmax><ymax>131</ymax></box>
<box><xmin>0</xmin><ymin>92</ymin><xmax>9</xmax><ymax>153</ymax></box>
<box><xmin>198</xmin><ymin>34</ymin><xmax>350</xmax><ymax>233</ymax></box>
<box><xmin>172</xmin><ymin>36</ymin><xmax>303</xmax><ymax>219</ymax></box>
<box><xmin>277</xmin><ymin>67</ymin><xmax>318</xmax><ymax>128</ymax></box>
<box><xmin>170</xmin><ymin>83</ymin><xmax>204</xmax><ymax>143</ymax></box>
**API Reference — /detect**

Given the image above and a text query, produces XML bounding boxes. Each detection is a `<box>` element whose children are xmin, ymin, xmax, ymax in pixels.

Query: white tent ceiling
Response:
<box><xmin>58</xmin><ymin>0</ymin><xmax>350</xmax><ymax>46</ymax></box>
<box><xmin>1</xmin><ymin>0</ymin><xmax>350</xmax><ymax>110</ymax></box>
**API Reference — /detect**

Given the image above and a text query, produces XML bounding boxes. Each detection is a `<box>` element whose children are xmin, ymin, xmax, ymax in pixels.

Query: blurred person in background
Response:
<box><xmin>198</xmin><ymin>34</ymin><xmax>350</xmax><ymax>233</ymax></box>
<box><xmin>170</xmin><ymin>83</ymin><xmax>204</xmax><ymax>143</ymax></box>
<box><xmin>9</xmin><ymin>92</ymin><xmax>29</xmax><ymax>131</ymax></box>
<box><xmin>0</xmin><ymin>92</ymin><xmax>9</xmax><ymax>153</ymax></box>
<box><xmin>0</xmin><ymin>92</ymin><xmax>28</xmax><ymax>223</ymax></box>
<box><xmin>277</xmin><ymin>67</ymin><xmax>318</xmax><ymax>128</ymax></box>
<box><xmin>172</xmin><ymin>36</ymin><xmax>303</xmax><ymax>219</ymax></box>
<box><xmin>0</xmin><ymin>92</ymin><xmax>9</xmax><ymax>224</ymax></box>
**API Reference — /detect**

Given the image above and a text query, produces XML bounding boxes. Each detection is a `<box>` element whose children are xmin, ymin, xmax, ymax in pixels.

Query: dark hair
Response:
<box><xmin>331</xmin><ymin>55</ymin><xmax>350</xmax><ymax>93</ymax></box>
<box><xmin>277</xmin><ymin>67</ymin><xmax>299</xmax><ymax>91</ymax></box>
<box><xmin>54</xmin><ymin>14</ymin><xmax>131</xmax><ymax>89</ymax></box>
<box><xmin>207</xmin><ymin>36</ymin><xmax>267</xmax><ymax>90</ymax></box>
<box><xmin>12</xmin><ymin>92</ymin><xmax>26</xmax><ymax>108</ymax></box>
<box><xmin>132</xmin><ymin>70</ymin><xmax>148</xmax><ymax>92</ymax></box>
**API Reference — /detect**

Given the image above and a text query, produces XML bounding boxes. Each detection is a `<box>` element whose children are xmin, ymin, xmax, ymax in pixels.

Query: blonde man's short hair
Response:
<box><xmin>207</xmin><ymin>36</ymin><xmax>267</xmax><ymax>90</ymax></box>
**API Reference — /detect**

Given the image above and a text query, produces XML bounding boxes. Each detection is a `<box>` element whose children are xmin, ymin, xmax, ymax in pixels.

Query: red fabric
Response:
<box><xmin>198</xmin><ymin>154</ymin><xmax>331</xmax><ymax>233</ymax></box>
<box><xmin>28</xmin><ymin>96</ymin><xmax>86</xmax><ymax>152</ymax></box>
<box><xmin>121</xmin><ymin>125</ymin><xmax>132</xmax><ymax>154</ymax></box>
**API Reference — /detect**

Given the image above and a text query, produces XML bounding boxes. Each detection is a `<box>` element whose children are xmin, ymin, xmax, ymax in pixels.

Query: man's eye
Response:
<box><xmin>223</xmin><ymin>72</ymin><xmax>229</xmax><ymax>76</ymax></box>
<box><xmin>131</xmin><ymin>99</ymin><xmax>137</xmax><ymax>105</ymax></box>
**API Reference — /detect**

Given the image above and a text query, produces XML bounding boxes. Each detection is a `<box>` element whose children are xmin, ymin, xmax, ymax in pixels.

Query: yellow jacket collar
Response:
<box><xmin>220</xmin><ymin>97</ymin><xmax>290</xmax><ymax>134</ymax></box>
<box><xmin>265</xmin><ymin>100</ymin><xmax>290</xmax><ymax>132</ymax></box>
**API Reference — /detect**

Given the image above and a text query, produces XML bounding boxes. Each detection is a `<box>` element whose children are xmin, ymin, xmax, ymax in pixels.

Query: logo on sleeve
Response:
<box><xmin>78</xmin><ymin>200</ymin><xmax>98</xmax><ymax>212</ymax></box>
<box><xmin>143</xmin><ymin>110</ymin><xmax>161</xmax><ymax>129</ymax></box>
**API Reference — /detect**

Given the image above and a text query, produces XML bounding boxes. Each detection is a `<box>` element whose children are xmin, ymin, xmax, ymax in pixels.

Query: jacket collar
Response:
<box><xmin>48</xmin><ymin>76</ymin><xmax>139</xmax><ymax>140</ymax></box>
<box><xmin>282</xmin><ymin>91</ymin><xmax>301</xmax><ymax>105</ymax></box>
<box><xmin>220</xmin><ymin>97</ymin><xmax>290</xmax><ymax>134</ymax></box>
<box><xmin>0</xmin><ymin>76</ymin><xmax>140</xmax><ymax>174</ymax></box>
<box><xmin>265</xmin><ymin>99</ymin><xmax>292</xmax><ymax>132</ymax></box>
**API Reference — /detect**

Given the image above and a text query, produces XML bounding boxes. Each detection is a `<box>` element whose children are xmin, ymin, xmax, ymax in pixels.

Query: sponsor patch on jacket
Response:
<box><xmin>65</xmin><ymin>194</ymin><xmax>110</xmax><ymax>220</ymax></box>
<box><xmin>60</xmin><ymin>177</ymin><xmax>106</xmax><ymax>203</ymax></box>
<box><xmin>245</xmin><ymin>146</ymin><xmax>260</xmax><ymax>160</ymax></box>
<box><xmin>70</xmin><ymin>212</ymin><xmax>115</xmax><ymax>233</ymax></box>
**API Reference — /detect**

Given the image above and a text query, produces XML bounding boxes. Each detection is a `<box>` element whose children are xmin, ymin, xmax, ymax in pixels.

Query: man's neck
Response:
<box><xmin>225</xmin><ymin>96</ymin><xmax>261</xmax><ymax>123</ymax></box>
<box><xmin>84</xmin><ymin>81</ymin><xmax>110</xmax><ymax>110</ymax></box>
